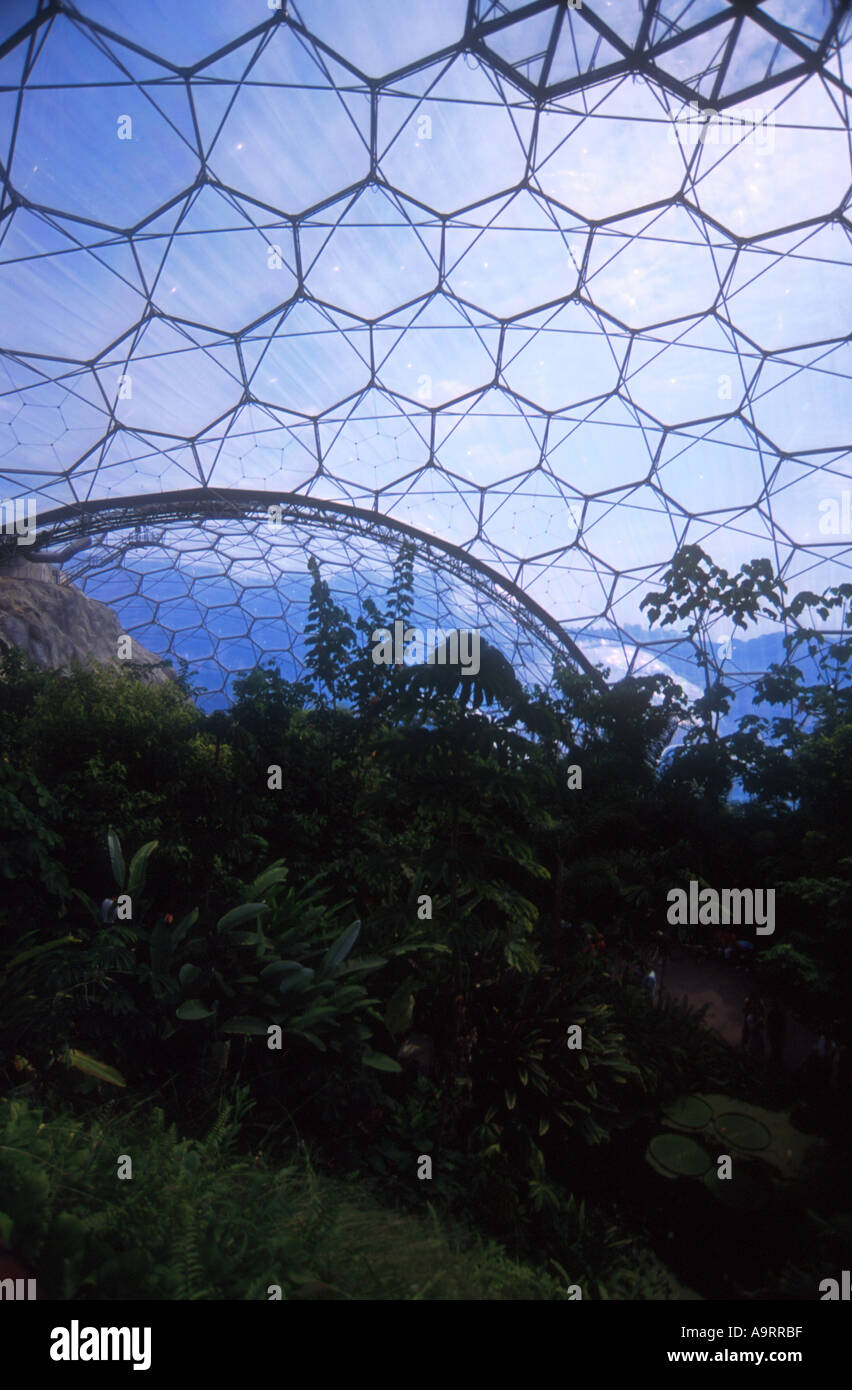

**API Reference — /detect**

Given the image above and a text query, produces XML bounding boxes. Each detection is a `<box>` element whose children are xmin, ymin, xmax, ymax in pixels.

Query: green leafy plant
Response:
<box><xmin>0</xmin><ymin>1094</ymin><xmax>582</xmax><ymax>1300</ymax></box>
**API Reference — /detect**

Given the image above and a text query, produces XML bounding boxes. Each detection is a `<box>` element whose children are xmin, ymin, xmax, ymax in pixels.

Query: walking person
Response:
<box><xmin>747</xmin><ymin>1009</ymin><xmax>765</xmax><ymax>1058</ymax></box>
<box><xmin>741</xmin><ymin>991</ymin><xmax>763</xmax><ymax>1047</ymax></box>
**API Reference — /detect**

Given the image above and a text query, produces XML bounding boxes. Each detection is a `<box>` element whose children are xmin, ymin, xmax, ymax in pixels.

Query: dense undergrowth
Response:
<box><xmin>0</xmin><ymin>1092</ymin><xmax>583</xmax><ymax>1300</ymax></box>
<box><xmin>1</xmin><ymin>544</ymin><xmax>849</xmax><ymax>1299</ymax></box>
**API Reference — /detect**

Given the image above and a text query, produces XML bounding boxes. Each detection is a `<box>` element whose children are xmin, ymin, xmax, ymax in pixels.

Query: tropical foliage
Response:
<box><xmin>0</xmin><ymin>544</ymin><xmax>848</xmax><ymax>1299</ymax></box>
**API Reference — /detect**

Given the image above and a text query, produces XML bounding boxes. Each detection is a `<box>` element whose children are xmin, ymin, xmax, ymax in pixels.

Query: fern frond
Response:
<box><xmin>204</xmin><ymin>1101</ymin><xmax>232</xmax><ymax>1153</ymax></box>
<box><xmin>175</xmin><ymin>1200</ymin><xmax>207</xmax><ymax>1301</ymax></box>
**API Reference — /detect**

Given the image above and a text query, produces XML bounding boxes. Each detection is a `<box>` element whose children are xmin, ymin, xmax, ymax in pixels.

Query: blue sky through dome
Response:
<box><xmin>0</xmin><ymin>0</ymin><xmax>850</xmax><ymax>703</ymax></box>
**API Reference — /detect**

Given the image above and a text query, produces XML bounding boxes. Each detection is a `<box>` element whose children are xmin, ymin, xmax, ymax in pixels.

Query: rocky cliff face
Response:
<box><xmin>0</xmin><ymin>558</ymin><xmax>174</xmax><ymax>683</ymax></box>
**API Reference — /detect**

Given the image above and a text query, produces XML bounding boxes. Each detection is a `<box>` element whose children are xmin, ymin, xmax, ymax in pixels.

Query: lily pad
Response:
<box><xmin>646</xmin><ymin>1133</ymin><xmax>712</xmax><ymax>1178</ymax></box>
<box><xmin>713</xmin><ymin>1112</ymin><xmax>771</xmax><ymax>1152</ymax></box>
<box><xmin>662</xmin><ymin>1095</ymin><xmax>713</xmax><ymax>1131</ymax></box>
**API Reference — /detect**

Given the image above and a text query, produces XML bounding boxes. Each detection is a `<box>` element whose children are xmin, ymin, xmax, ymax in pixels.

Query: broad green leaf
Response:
<box><xmin>317</xmin><ymin>919</ymin><xmax>361</xmax><ymax>980</ymax></box>
<box><xmin>362</xmin><ymin>1050</ymin><xmax>403</xmax><ymax>1073</ymax></box>
<box><xmin>127</xmin><ymin>840</ymin><xmax>158</xmax><ymax>899</ymax></box>
<box><xmin>330</xmin><ymin>985</ymin><xmax>369</xmax><ymax>1005</ymax></box>
<box><xmin>216</xmin><ymin>902</ymin><xmax>268</xmax><ymax>932</ymax></box>
<box><xmin>5</xmin><ymin>935</ymin><xmax>77</xmax><ymax>972</ymax></box>
<box><xmin>337</xmin><ymin>996</ymin><xmax>378</xmax><ymax>1015</ymax></box>
<box><xmin>107</xmin><ymin>830</ymin><xmax>125</xmax><ymax>889</ymax></box>
<box><xmin>171</xmin><ymin>908</ymin><xmax>198</xmax><ymax>951</ymax></box>
<box><xmin>260</xmin><ymin>960</ymin><xmax>304</xmax><ymax>981</ymax></box>
<box><xmin>176</xmin><ymin>998</ymin><xmax>216</xmax><ymax>1020</ymax></box>
<box><xmin>287</xmin><ymin>1029</ymin><xmax>326</xmax><ymax>1052</ymax></box>
<box><xmin>249</xmin><ymin>864</ymin><xmax>289</xmax><ymax>897</ymax></box>
<box><xmin>221</xmin><ymin>1016</ymin><xmax>269</xmax><ymax>1035</ymax></box>
<box><xmin>289</xmin><ymin>1004</ymin><xmax>339</xmax><ymax>1028</ymax></box>
<box><xmin>178</xmin><ymin>963</ymin><xmax>201</xmax><ymax>987</ymax></box>
<box><xmin>279</xmin><ymin>967</ymin><xmax>314</xmax><ymax>996</ymax></box>
<box><xmin>66</xmin><ymin>1049</ymin><xmax>126</xmax><ymax>1088</ymax></box>
<box><xmin>336</xmin><ymin>955</ymin><xmax>387</xmax><ymax>975</ymax></box>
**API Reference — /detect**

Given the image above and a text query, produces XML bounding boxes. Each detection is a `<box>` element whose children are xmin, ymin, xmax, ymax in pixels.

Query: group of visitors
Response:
<box><xmin>741</xmin><ymin>994</ymin><xmax>850</xmax><ymax>1097</ymax></box>
<box><xmin>805</xmin><ymin>1026</ymin><xmax>849</xmax><ymax>1095</ymax></box>
<box><xmin>711</xmin><ymin>926</ymin><xmax>757</xmax><ymax>971</ymax></box>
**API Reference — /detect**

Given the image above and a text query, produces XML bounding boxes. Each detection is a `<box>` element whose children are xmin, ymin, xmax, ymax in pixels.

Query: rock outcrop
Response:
<box><xmin>0</xmin><ymin>557</ymin><xmax>174</xmax><ymax>683</ymax></box>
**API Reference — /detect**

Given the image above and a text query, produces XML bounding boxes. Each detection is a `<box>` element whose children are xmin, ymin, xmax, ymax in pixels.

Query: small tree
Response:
<box><xmin>303</xmin><ymin>556</ymin><xmax>355</xmax><ymax>708</ymax></box>
<box><xmin>640</xmin><ymin>545</ymin><xmax>788</xmax><ymax>745</ymax></box>
<box><xmin>384</xmin><ymin>540</ymin><xmax>416</xmax><ymax>628</ymax></box>
<box><xmin>640</xmin><ymin>546</ymin><xmax>788</xmax><ymax>800</ymax></box>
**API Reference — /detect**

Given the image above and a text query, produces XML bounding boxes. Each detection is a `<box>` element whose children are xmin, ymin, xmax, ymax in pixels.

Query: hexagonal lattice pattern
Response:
<box><xmin>1</xmin><ymin>1</ymin><xmax>851</xmax><ymax>703</ymax></box>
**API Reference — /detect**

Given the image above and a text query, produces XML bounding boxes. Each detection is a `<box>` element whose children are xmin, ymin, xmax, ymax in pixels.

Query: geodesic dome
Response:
<box><xmin>1</xmin><ymin>0</ymin><xmax>850</xmax><ymax>705</ymax></box>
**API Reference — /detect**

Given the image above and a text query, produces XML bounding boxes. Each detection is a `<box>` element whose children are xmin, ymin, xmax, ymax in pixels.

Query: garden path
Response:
<box><xmin>658</xmin><ymin>946</ymin><xmax>818</xmax><ymax>1071</ymax></box>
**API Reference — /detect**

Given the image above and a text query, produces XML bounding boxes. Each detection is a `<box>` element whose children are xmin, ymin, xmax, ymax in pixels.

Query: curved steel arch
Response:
<box><xmin>12</xmin><ymin>489</ymin><xmax>605</xmax><ymax>687</ymax></box>
<box><xmin>1</xmin><ymin>2</ymin><xmax>848</xmax><ymax>704</ymax></box>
